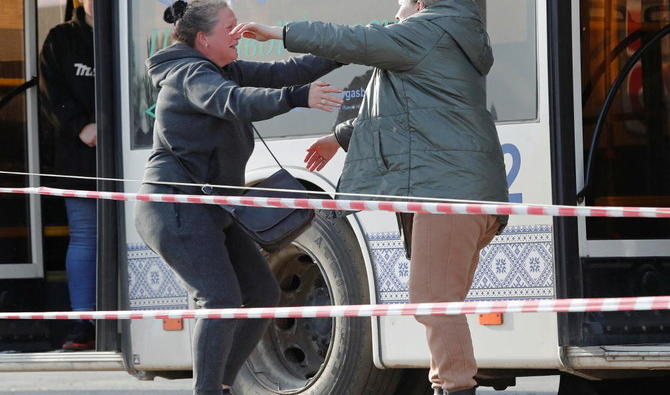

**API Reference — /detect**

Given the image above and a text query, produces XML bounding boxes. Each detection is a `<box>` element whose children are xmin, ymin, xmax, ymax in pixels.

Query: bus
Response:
<box><xmin>1</xmin><ymin>0</ymin><xmax>670</xmax><ymax>394</ymax></box>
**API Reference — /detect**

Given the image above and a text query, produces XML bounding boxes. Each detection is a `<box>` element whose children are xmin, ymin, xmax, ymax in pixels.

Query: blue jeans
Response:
<box><xmin>65</xmin><ymin>198</ymin><xmax>97</xmax><ymax>311</ymax></box>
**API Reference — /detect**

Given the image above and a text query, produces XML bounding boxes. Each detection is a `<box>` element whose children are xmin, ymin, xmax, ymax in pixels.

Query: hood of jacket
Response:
<box><xmin>146</xmin><ymin>43</ymin><xmax>211</xmax><ymax>89</ymax></box>
<box><xmin>418</xmin><ymin>0</ymin><xmax>493</xmax><ymax>75</ymax></box>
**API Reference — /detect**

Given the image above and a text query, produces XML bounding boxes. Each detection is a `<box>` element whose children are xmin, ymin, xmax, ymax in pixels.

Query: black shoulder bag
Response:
<box><xmin>158</xmin><ymin>125</ymin><xmax>315</xmax><ymax>252</ymax></box>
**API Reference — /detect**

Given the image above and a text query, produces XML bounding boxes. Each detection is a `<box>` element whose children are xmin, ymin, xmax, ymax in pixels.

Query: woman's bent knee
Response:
<box><xmin>195</xmin><ymin>292</ymin><xmax>243</xmax><ymax>310</ymax></box>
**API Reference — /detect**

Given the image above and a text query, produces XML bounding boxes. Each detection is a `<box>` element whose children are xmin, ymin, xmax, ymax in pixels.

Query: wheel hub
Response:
<box><xmin>246</xmin><ymin>245</ymin><xmax>334</xmax><ymax>393</ymax></box>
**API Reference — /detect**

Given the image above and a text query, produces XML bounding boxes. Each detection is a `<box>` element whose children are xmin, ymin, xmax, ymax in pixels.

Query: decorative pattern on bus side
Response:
<box><xmin>127</xmin><ymin>244</ymin><xmax>189</xmax><ymax>310</ymax></box>
<box><xmin>126</xmin><ymin>225</ymin><xmax>554</xmax><ymax>309</ymax></box>
<box><xmin>368</xmin><ymin>225</ymin><xmax>554</xmax><ymax>304</ymax></box>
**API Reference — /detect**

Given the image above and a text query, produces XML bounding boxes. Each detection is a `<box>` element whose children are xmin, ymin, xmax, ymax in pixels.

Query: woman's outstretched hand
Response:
<box><xmin>230</xmin><ymin>23</ymin><xmax>282</xmax><ymax>42</ymax></box>
<box><xmin>305</xmin><ymin>134</ymin><xmax>341</xmax><ymax>172</ymax></box>
<box><xmin>309</xmin><ymin>81</ymin><xmax>343</xmax><ymax>112</ymax></box>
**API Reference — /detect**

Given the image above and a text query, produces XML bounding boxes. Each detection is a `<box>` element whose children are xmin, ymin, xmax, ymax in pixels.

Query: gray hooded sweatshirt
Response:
<box><xmin>143</xmin><ymin>43</ymin><xmax>340</xmax><ymax>193</ymax></box>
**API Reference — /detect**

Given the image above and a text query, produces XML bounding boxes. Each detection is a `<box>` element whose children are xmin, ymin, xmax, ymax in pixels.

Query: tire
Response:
<box><xmin>233</xmin><ymin>211</ymin><xmax>400</xmax><ymax>395</ymax></box>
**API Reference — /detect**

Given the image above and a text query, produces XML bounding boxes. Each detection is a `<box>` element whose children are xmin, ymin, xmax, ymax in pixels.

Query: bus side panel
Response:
<box><xmin>126</xmin><ymin>240</ymin><xmax>194</xmax><ymax>371</ymax></box>
<box><xmin>119</xmin><ymin>0</ymin><xmax>195</xmax><ymax>370</ymax></box>
<box><xmin>355</xmin><ymin>121</ymin><xmax>561</xmax><ymax>368</ymax></box>
<box><xmin>379</xmin><ymin>314</ymin><xmax>559</xmax><ymax>369</ymax></box>
<box><xmin>129</xmin><ymin>319</ymin><xmax>193</xmax><ymax>371</ymax></box>
<box><xmin>365</xmin><ymin>219</ymin><xmax>561</xmax><ymax>369</ymax></box>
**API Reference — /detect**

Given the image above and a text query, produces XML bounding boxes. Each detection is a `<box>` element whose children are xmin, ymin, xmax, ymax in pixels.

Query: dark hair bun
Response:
<box><xmin>164</xmin><ymin>0</ymin><xmax>188</xmax><ymax>24</ymax></box>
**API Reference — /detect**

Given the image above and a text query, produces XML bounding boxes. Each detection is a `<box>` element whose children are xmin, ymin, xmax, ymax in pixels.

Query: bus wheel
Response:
<box><xmin>233</xmin><ymin>211</ymin><xmax>400</xmax><ymax>394</ymax></box>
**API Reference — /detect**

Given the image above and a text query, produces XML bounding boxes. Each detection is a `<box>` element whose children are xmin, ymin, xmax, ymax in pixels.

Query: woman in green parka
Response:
<box><xmin>234</xmin><ymin>1</ymin><xmax>508</xmax><ymax>394</ymax></box>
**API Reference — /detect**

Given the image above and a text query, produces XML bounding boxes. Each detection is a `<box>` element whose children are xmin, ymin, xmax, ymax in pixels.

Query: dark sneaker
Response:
<box><xmin>62</xmin><ymin>320</ymin><xmax>95</xmax><ymax>351</ymax></box>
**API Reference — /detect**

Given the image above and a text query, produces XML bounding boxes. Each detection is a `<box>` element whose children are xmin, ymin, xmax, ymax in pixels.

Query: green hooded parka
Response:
<box><xmin>285</xmin><ymin>0</ymin><xmax>509</xmax><ymax>206</ymax></box>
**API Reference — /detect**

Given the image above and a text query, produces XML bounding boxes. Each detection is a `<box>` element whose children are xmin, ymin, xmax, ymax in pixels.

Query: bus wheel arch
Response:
<box><xmin>297</xmin><ymin>178</ymin><xmax>380</xmax><ymax>311</ymax></box>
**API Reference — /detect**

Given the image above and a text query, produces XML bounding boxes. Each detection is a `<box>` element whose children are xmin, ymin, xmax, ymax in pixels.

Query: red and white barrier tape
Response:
<box><xmin>2</xmin><ymin>186</ymin><xmax>670</xmax><ymax>218</ymax></box>
<box><xmin>2</xmin><ymin>296</ymin><xmax>670</xmax><ymax>320</ymax></box>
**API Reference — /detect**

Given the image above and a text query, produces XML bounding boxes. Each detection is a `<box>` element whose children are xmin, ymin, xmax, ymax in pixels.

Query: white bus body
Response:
<box><xmin>120</xmin><ymin>0</ymin><xmax>558</xmax><ymax>374</ymax></box>
<box><xmin>2</xmin><ymin>0</ymin><xmax>670</xmax><ymax>393</ymax></box>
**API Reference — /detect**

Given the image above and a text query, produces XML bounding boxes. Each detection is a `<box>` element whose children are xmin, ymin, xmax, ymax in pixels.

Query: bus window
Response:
<box><xmin>485</xmin><ymin>0</ymin><xmax>538</xmax><ymax>122</ymax></box>
<box><xmin>127</xmin><ymin>1</ymin><xmax>168</xmax><ymax>149</ymax></box>
<box><xmin>0</xmin><ymin>0</ymin><xmax>32</xmax><ymax>265</ymax></box>
<box><xmin>127</xmin><ymin>0</ymin><xmax>398</xmax><ymax>147</ymax></box>
<box><xmin>127</xmin><ymin>0</ymin><xmax>537</xmax><ymax>148</ymax></box>
<box><xmin>582</xmin><ymin>0</ymin><xmax>670</xmax><ymax>240</ymax></box>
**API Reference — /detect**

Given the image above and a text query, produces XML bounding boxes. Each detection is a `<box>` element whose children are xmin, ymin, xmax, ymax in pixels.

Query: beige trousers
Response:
<box><xmin>408</xmin><ymin>214</ymin><xmax>500</xmax><ymax>392</ymax></box>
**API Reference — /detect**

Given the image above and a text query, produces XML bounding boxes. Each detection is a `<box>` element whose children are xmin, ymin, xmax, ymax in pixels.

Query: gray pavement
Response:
<box><xmin>0</xmin><ymin>371</ymin><xmax>559</xmax><ymax>394</ymax></box>
<box><xmin>0</xmin><ymin>371</ymin><xmax>192</xmax><ymax>395</ymax></box>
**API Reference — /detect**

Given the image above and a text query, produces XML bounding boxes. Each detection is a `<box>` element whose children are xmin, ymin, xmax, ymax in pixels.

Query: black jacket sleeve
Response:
<box><xmin>334</xmin><ymin>118</ymin><xmax>355</xmax><ymax>151</ymax></box>
<box><xmin>38</xmin><ymin>29</ymin><xmax>91</xmax><ymax>137</ymax></box>
<box><xmin>183</xmin><ymin>61</ymin><xmax>307</xmax><ymax>121</ymax></box>
<box><xmin>230</xmin><ymin>55</ymin><xmax>342</xmax><ymax>88</ymax></box>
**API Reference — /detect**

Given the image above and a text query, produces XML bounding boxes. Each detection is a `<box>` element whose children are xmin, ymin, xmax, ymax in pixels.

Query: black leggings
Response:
<box><xmin>135</xmin><ymin>184</ymin><xmax>280</xmax><ymax>395</ymax></box>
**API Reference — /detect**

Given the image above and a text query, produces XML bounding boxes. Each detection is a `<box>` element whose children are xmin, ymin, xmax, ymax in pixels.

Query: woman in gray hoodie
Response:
<box><xmin>134</xmin><ymin>1</ymin><xmax>343</xmax><ymax>394</ymax></box>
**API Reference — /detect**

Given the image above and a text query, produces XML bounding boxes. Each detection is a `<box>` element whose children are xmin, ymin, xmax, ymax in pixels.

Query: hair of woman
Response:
<box><xmin>164</xmin><ymin>0</ymin><xmax>230</xmax><ymax>47</ymax></box>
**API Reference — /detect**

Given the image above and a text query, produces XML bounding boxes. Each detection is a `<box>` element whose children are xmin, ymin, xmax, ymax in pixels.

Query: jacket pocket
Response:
<box><xmin>372</xmin><ymin>128</ymin><xmax>390</xmax><ymax>172</ymax></box>
<box><xmin>374</xmin><ymin>115</ymin><xmax>411</xmax><ymax>172</ymax></box>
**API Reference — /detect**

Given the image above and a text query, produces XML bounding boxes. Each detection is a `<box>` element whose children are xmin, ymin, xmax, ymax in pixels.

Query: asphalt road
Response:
<box><xmin>0</xmin><ymin>372</ymin><xmax>559</xmax><ymax>395</ymax></box>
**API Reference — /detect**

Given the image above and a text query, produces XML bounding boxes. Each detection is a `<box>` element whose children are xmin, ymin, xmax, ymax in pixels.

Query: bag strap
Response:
<box><xmin>0</xmin><ymin>77</ymin><xmax>37</xmax><ymax>111</ymax></box>
<box><xmin>155</xmin><ymin>130</ymin><xmax>205</xmax><ymax>184</ymax></box>
<box><xmin>155</xmin><ymin>123</ymin><xmax>284</xmax><ymax>193</ymax></box>
<box><xmin>250</xmin><ymin>123</ymin><xmax>284</xmax><ymax>171</ymax></box>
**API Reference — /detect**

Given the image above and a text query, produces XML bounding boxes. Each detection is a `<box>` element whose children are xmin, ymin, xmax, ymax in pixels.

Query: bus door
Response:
<box><xmin>574</xmin><ymin>0</ymin><xmax>670</xmax><ymax>348</ymax></box>
<box><xmin>0</xmin><ymin>0</ymin><xmax>43</xmax><ymax>280</ymax></box>
<box><xmin>0</xmin><ymin>1</ymin><xmax>124</xmax><ymax>366</ymax></box>
<box><xmin>0</xmin><ymin>0</ymin><xmax>63</xmax><ymax>358</ymax></box>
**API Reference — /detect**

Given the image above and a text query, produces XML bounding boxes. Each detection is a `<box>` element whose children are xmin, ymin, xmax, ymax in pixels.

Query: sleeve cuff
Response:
<box><xmin>286</xmin><ymin>84</ymin><xmax>310</xmax><ymax>108</ymax></box>
<box><xmin>334</xmin><ymin>122</ymin><xmax>353</xmax><ymax>152</ymax></box>
<box><xmin>333</xmin><ymin>130</ymin><xmax>349</xmax><ymax>152</ymax></box>
<box><xmin>67</xmin><ymin>116</ymin><xmax>92</xmax><ymax>138</ymax></box>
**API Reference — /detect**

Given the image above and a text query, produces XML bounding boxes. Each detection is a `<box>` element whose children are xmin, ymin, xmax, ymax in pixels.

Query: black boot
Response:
<box><xmin>448</xmin><ymin>389</ymin><xmax>476</xmax><ymax>395</ymax></box>
<box><xmin>435</xmin><ymin>387</ymin><xmax>477</xmax><ymax>394</ymax></box>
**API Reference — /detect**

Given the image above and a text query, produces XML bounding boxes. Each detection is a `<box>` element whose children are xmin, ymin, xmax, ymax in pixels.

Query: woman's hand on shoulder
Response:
<box><xmin>308</xmin><ymin>81</ymin><xmax>343</xmax><ymax>113</ymax></box>
<box><xmin>230</xmin><ymin>23</ymin><xmax>283</xmax><ymax>42</ymax></box>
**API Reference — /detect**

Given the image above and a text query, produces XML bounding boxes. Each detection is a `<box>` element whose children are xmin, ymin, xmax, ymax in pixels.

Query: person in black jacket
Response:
<box><xmin>39</xmin><ymin>0</ymin><xmax>96</xmax><ymax>351</ymax></box>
